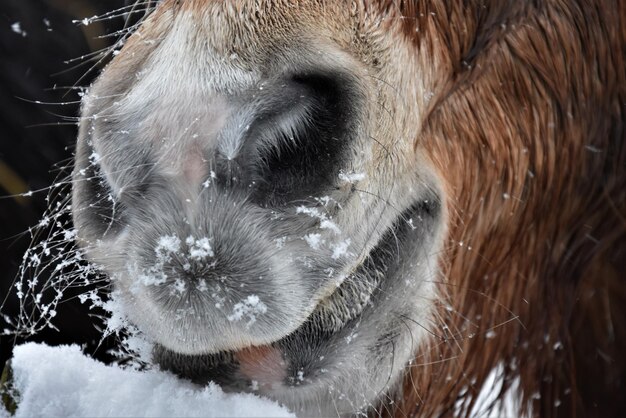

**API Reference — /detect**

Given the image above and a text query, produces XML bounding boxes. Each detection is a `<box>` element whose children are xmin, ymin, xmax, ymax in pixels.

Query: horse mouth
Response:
<box><xmin>151</xmin><ymin>196</ymin><xmax>443</xmax><ymax>393</ymax></box>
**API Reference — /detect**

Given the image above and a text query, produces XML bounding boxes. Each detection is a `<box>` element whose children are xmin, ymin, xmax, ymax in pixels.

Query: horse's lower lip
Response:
<box><xmin>235</xmin><ymin>345</ymin><xmax>288</xmax><ymax>388</ymax></box>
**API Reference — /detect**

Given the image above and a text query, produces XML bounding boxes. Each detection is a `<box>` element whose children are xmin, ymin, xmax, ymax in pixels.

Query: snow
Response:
<box><xmin>5</xmin><ymin>343</ymin><xmax>294</xmax><ymax>418</ymax></box>
<box><xmin>10</xmin><ymin>22</ymin><xmax>26</xmax><ymax>37</ymax></box>
<box><xmin>331</xmin><ymin>239</ymin><xmax>352</xmax><ymax>259</ymax></box>
<box><xmin>303</xmin><ymin>233</ymin><xmax>323</xmax><ymax>250</ymax></box>
<box><xmin>227</xmin><ymin>295</ymin><xmax>268</xmax><ymax>326</ymax></box>
<box><xmin>156</xmin><ymin>235</ymin><xmax>182</xmax><ymax>254</ymax></box>
<box><xmin>464</xmin><ymin>363</ymin><xmax>528</xmax><ymax>418</ymax></box>
<box><xmin>72</xmin><ymin>16</ymin><xmax>98</xmax><ymax>27</ymax></box>
<box><xmin>319</xmin><ymin>219</ymin><xmax>341</xmax><ymax>234</ymax></box>
<box><xmin>295</xmin><ymin>206</ymin><xmax>341</xmax><ymax>234</ymax></box>
<box><xmin>338</xmin><ymin>171</ymin><xmax>366</xmax><ymax>183</ymax></box>
<box><xmin>186</xmin><ymin>236</ymin><xmax>214</xmax><ymax>260</ymax></box>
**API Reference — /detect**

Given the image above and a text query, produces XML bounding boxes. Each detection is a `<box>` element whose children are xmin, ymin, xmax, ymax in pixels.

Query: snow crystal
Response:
<box><xmin>173</xmin><ymin>278</ymin><xmax>187</xmax><ymax>294</ymax></box>
<box><xmin>315</xmin><ymin>196</ymin><xmax>333</xmax><ymax>206</ymax></box>
<box><xmin>63</xmin><ymin>229</ymin><xmax>77</xmax><ymax>241</ymax></box>
<box><xmin>227</xmin><ymin>295</ymin><xmax>268</xmax><ymax>326</ymax></box>
<box><xmin>202</xmin><ymin>171</ymin><xmax>217</xmax><ymax>188</ymax></box>
<box><xmin>320</xmin><ymin>219</ymin><xmax>341</xmax><ymax>234</ymax></box>
<box><xmin>345</xmin><ymin>332</ymin><xmax>358</xmax><ymax>344</ymax></box>
<box><xmin>338</xmin><ymin>171</ymin><xmax>366</xmax><ymax>183</ymax></box>
<box><xmin>295</xmin><ymin>206</ymin><xmax>320</xmax><ymax>217</ymax></box>
<box><xmin>5</xmin><ymin>343</ymin><xmax>293</xmax><ymax>418</ymax></box>
<box><xmin>72</xmin><ymin>16</ymin><xmax>98</xmax><ymax>27</ymax></box>
<box><xmin>196</xmin><ymin>278</ymin><xmax>208</xmax><ymax>292</ymax></box>
<box><xmin>186</xmin><ymin>236</ymin><xmax>214</xmax><ymax>260</ymax></box>
<box><xmin>460</xmin><ymin>363</ymin><xmax>527</xmax><ymax>418</ymax></box>
<box><xmin>140</xmin><ymin>235</ymin><xmax>214</xmax><ymax>287</ymax></box>
<box><xmin>11</xmin><ymin>22</ymin><xmax>26</xmax><ymax>37</ymax></box>
<box><xmin>303</xmin><ymin>233</ymin><xmax>323</xmax><ymax>250</ymax></box>
<box><xmin>156</xmin><ymin>235</ymin><xmax>181</xmax><ymax>254</ymax></box>
<box><xmin>88</xmin><ymin>151</ymin><xmax>101</xmax><ymax>164</ymax></box>
<box><xmin>137</xmin><ymin>270</ymin><xmax>167</xmax><ymax>287</ymax></box>
<box><xmin>296</xmin><ymin>206</ymin><xmax>341</xmax><ymax>234</ymax></box>
<box><xmin>331</xmin><ymin>239</ymin><xmax>352</xmax><ymax>259</ymax></box>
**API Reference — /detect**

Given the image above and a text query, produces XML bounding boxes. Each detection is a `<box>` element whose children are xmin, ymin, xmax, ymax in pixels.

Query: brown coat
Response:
<box><xmin>388</xmin><ymin>1</ymin><xmax>625</xmax><ymax>416</ymax></box>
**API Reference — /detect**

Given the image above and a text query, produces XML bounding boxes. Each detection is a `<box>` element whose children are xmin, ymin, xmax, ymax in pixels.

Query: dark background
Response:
<box><xmin>0</xmin><ymin>0</ymin><xmax>131</xmax><ymax>369</ymax></box>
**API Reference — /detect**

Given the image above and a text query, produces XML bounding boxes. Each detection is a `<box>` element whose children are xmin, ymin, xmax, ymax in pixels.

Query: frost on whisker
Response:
<box><xmin>1</xmin><ymin>186</ymin><xmax>96</xmax><ymax>338</ymax></box>
<box><xmin>61</xmin><ymin>2</ymin><xmax>162</xmax><ymax>88</ymax></box>
<box><xmin>1</xmin><ymin>182</ymin><xmax>152</xmax><ymax>368</ymax></box>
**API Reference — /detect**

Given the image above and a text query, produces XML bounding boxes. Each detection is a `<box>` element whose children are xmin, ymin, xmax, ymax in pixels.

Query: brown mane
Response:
<box><xmin>381</xmin><ymin>1</ymin><xmax>626</xmax><ymax>416</ymax></box>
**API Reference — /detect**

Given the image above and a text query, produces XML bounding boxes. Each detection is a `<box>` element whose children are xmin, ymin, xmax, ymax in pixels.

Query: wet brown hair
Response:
<box><xmin>382</xmin><ymin>1</ymin><xmax>625</xmax><ymax>416</ymax></box>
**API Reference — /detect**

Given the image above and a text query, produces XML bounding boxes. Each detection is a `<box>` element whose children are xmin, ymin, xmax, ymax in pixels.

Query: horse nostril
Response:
<box><xmin>212</xmin><ymin>71</ymin><xmax>361</xmax><ymax>206</ymax></box>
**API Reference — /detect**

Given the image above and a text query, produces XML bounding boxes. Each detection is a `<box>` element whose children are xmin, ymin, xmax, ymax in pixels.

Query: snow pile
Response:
<box><xmin>2</xmin><ymin>343</ymin><xmax>293</xmax><ymax>418</ymax></box>
<box><xmin>459</xmin><ymin>363</ymin><xmax>528</xmax><ymax>418</ymax></box>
